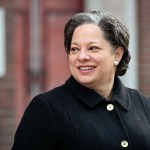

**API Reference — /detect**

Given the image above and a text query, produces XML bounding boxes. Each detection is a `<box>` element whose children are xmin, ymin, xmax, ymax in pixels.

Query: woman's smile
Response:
<box><xmin>78</xmin><ymin>65</ymin><xmax>96</xmax><ymax>73</ymax></box>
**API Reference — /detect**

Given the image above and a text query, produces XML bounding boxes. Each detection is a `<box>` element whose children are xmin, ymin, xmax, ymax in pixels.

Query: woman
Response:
<box><xmin>12</xmin><ymin>11</ymin><xmax>150</xmax><ymax>150</ymax></box>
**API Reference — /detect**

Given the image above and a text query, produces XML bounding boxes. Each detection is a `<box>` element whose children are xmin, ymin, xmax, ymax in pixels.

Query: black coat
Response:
<box><xmin>12</xmin><ymin>76</ymin><xmax>150</xmax><ymax>150</ymax></box>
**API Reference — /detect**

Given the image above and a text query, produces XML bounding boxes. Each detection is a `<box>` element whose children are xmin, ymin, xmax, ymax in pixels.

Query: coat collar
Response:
<box><xmin>112</xmin><ymin>77</ymin><xmax>131</xmax><ymax>111</ymax></box>
<box><xmin>66</xmin><ymin>76</ymin><xmax>131</xmax><ymax>111</ymax></box>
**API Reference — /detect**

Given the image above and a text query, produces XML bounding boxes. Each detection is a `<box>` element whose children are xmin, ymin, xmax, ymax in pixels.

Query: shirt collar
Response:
<box><xmin>66</xmin><ymin>76</ymin><xmax>131</xmax><ymax>111</ymax></box>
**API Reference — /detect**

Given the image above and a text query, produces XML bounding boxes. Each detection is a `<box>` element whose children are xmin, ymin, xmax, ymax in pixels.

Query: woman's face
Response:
<box><xmin>68</xmin><ymin>23</ymin><xmax>119</xmax><ymax>89</ymax></box>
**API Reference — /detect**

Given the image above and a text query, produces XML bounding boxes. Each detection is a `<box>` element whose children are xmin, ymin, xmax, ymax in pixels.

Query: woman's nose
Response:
<box><xmin>78</xmin><ymin>51</ymin><xmax>90</xmax><ymax>62</ymax></box>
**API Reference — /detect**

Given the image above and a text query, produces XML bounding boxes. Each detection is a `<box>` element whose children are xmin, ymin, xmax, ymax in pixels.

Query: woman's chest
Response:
<box><xmin>55</xmin><ymin>100</ymin><xmax>150</xmax><ymax>150</ymax></box>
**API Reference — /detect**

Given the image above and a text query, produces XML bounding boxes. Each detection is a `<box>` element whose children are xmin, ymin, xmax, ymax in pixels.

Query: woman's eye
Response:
<box><xmin>70</xmin><ymin>47</ymin><xmax>79</xmax><ymax>52</ymax></box>
<box><xmin>89</xmin><ymin>46</ymin><xmax>99</xmax><ymax>51</ymax></box>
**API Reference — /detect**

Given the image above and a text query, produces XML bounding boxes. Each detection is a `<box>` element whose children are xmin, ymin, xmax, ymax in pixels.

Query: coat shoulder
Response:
<box><xmin>34</xmin><ymin>83</ymin><xmax>69</xmax><ymax>107</ymax></box>
<box><xmin>126</xmin><ymin>88</ymin><xmax>150</xmax><ymax>119</ymax></box>
<box><xmin>126</xmin><ymin>88</ymin><xmax>150</xmax><ymax>102</ymax></box>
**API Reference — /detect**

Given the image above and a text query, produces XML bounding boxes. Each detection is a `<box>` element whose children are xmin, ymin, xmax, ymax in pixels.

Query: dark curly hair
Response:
<box><xmin>64</xmin><ymin>11</ymin><xmax>131</xmax><ymax>76</ymax></box>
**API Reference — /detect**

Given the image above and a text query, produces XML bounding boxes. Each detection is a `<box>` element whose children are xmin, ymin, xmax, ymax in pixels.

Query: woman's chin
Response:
<box><xmin>77</xmin><ymin>76</ymin><xmax>94</xmax><ymax>85</ymax></box>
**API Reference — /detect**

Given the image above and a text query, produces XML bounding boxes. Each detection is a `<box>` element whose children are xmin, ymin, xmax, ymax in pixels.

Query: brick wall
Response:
<box><xmin>138</xmin><ymin>0</ymin><xmax>150</xmax><ymax>96</ymax></box>
<box><xmin>0</xmin><ymin>1</ymin><xmax>16</xmax><ymax>150</ymax></box>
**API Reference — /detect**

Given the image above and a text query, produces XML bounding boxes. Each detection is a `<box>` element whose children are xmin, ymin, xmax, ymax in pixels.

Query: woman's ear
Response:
<box><xmin>114</xmin><ymin>46</ymin><xmax>124</xmax><ymax>63</ymax></box>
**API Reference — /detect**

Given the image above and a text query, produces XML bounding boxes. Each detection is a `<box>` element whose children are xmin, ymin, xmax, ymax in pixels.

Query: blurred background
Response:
<box><xmin>0</xmin><ymin>0</ymin><xmax>150</xmax><ymax>149</ymax></box>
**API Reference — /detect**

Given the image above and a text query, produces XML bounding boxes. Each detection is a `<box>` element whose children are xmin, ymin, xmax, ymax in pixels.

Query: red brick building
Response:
<box><xmin>0</xmin><ymin>0</ymin><xmax>149</xmax><ymax>149</ymax></box>
<box><xmin>138</xmin><ymin>0</ymin><xmax>150</xmax><ymax>95</ymax></box>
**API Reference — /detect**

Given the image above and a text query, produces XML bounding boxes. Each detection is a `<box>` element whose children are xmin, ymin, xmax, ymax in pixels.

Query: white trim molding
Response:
<box><xmin>0</xmin><ymin>8</ymin><xmax>6</xmax><ymax>77</ymax></box>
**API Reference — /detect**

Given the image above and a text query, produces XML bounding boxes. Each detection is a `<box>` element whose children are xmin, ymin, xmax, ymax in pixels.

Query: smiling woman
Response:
<box><xmin>12</xmin><ymin>11</ymin><xmax>150</xmax><ymax>150</ymax></box>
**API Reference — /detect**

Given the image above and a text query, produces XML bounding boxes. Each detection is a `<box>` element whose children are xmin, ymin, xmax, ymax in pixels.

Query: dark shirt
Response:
<box><xmin>12</xmin><ymin>76</ymin><xmax>150</xmax><ymax>150</ymax></box>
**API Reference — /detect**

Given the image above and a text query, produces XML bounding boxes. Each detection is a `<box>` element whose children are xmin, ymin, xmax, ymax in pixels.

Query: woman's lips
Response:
<box><xmin>79</xmin><ymin>66</ymin><xmax>95</xmax><ymax>70</ymax></box>
<box><xmin>77</xmin><ymin>66</ymin><xmax>96</xmax><ymax>73</ymax></box>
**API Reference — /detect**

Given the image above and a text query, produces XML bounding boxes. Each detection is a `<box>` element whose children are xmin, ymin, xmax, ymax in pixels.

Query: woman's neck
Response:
<box><xmin>95</xmin><ymin>77</ymin><xmax>115</xmax><ymax>100</ymax></box>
